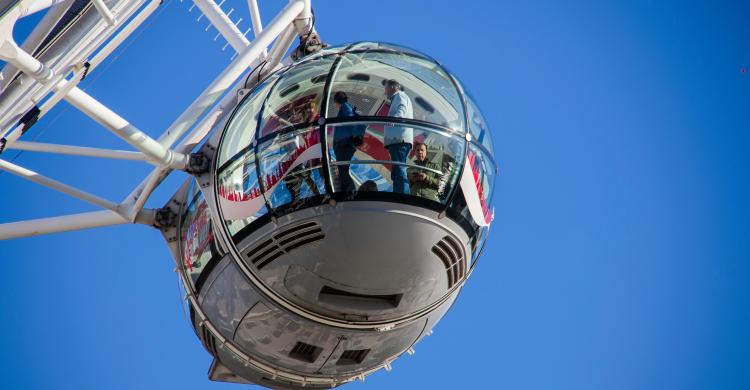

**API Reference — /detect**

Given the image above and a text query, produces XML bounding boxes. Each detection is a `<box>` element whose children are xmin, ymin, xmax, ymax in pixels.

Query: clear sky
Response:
<box><xmin>1</xmin><ymin>0</ymin><xmax>749</xmax><ymax>389</ymax></box>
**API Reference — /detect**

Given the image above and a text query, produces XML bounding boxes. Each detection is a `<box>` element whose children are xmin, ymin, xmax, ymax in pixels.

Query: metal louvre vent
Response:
<box><xmin>245</xmin><ymin>221</ymin><xmax>324</xmax><ymax>270</ymax></box>
<box><xmin>431</xmin><ymin>236</ymin><xmax>466</xmax><ymax>288</ymax></box>
<box><xmin>319</xmin><ymin>286</ymin><xmax>403</xmax><ymax>309</ymax></box>
<box><xmin>200</xmin><ymin>324</ymin><xmax>218</xmax><ymax>356</ymax></box>
<box><xmin>336</xmin><ymin>349</ymin><xmax>370</xmax><ymax>365</ymax></box>
<box><xmin>289</xmin><ymin>341</ymin><xmax>323</xmax><ymax>363</ymax></box>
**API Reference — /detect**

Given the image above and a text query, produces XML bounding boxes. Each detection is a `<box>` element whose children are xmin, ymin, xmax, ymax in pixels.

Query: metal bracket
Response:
<box><xmin>154</xmin><ymin>207</ymin><xmax>178</xmax><ymax>228</ymax></box>
<box><xmin>291</xmin><ymin>30</ymin><xmax>327</xmax><ymax>61</ymax></box>
<box><xmin>236</xmin><ymin>88</ymin><xmax>250</xmax><ymax>103</ymax></box>
<box><xmin>0</xmin><ymin>105</ymin><xmax>41</xmax><ymax>153</ymax></box>
<box><xmin>186</xmin><ymin>152</ymin><xmax>210</xmax><ymax>174</ymax></box>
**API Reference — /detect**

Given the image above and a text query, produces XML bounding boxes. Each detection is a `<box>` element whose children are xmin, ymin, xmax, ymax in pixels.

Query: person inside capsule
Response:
<box><xmin>408</xmin><ymin>142</ymin><xmax>442</xmax><ymax>201</ymax></box>
<box><xmin>282</xmin><ymin>100</ymin><xmax>322</xmax><ymax>206</ymax></box>
<box><xmin>331</xmin><ymin>91</ymin><xmax>359</xmax><ymax>193</ymax></box>
<box><xmin>215</xmin><ymin>43</ymin><xmax>495</xmax><ymax>240</ymax></box>
<box><xmin>383</xmin><ymin>79</ymin><xmax>414</xmax><ymax>195</ymax></box>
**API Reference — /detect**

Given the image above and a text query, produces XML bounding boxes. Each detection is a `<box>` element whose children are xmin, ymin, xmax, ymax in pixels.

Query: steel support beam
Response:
<box><xmin>91</xmin><ymin>0</ymin><xmax>117</xmax><ymax>25</ymax></box>
<box><xmin>0</xmin><ymin>41</ymin><xmax>188</xmax><ymax>168</ymax></box>
<box><xmin>0</xmin><ymin>0</ymin><xmax>149</xmax><ymax>133</ymax></box>
<box><xmin>246</xmin><ymin>0</ymin><xmax>267</xmax><ymax>58</ymax></box>
<box><xmin>247</xmin><ymin>0</ymin><xmax>263</xmax><ymax>36</ymax></box>
<box><xmin>0</xmin><ymin>0</ymin><xmax>310</xmax><ymax>238</ymax></box>
<box><xmin>0</xmin><ymin>211</ymin><xmax>126</xmax><ymax>240</ymax></box>
<box><xmin>192</xmin><ymin>0</ymin><xmax>249</xmax><ymax>53</ymax></box>
<box><xmin>64</xmin><ymin>87</ymin><xmax>189</xmax><ymax>167</ymax></box>
<box><xmin>0</xmin><ymin>0</ymin><xmax>72</xmax><ymax>91</ymax></box>
<box><xmin>0</xmin><ymin>158</ymin><xmax>120</xmax><ymax>212</ymax></box>
<box><xmin>9</xmin><ymin>141</ymin><xmax>147</xmax><ymax>161</ymax></box>
<box><xmin>155</xmin><ymin>0</ymin><xmax>305</xmax><ymax>149</ymax></box>
<box><xmin>121</xmin><ymin>0</ymin><xmax>306</xmax><ymax>220</ymax></box>
<box><xmin>0</xmin><ymin>209</ymin><xmax>156</xmax><ymax>240</ymax></box>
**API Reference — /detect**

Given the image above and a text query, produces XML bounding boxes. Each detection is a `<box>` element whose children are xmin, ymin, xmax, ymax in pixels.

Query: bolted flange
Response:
<box><xmin>291</xmin><ymin>31</ymin><xmax>328</xmax><ymax>61</ymax></box>
<box><xmin>186</xmin><ymin>152</ymin><xmax>210</xmax><ymax>174</ymax></box>
<box><xmin>154</xmin><ymin>207</ymin><xmax>177</xmax><ymax>229</ymax></box>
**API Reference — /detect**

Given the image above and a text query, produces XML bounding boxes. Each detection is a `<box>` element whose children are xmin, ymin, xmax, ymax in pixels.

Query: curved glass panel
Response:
<box><xmin>468</xmin><ymin>142</ymin><xmax>496</xmax><ymax>216</ymax></box>
<box><xmin>215</xmin><ymin>41</ymin><xmax>494</xmax><ymax>240</ymax></box>
<box><xmin>325</xmin><ymin>51</ymin><xmax>464</xmax><ymax>130</ymax></box>
<box><xmin>326</xmin><ymin>121</ymin><xmax>463</xmax><ymax>203</ymax></box>
<box><xmin>471</xmin><ymin>226</ymin><xmax>490</xmax><ymax>266</ymax></box>
<box><xmin>447</xmin><ymin>187</ymin><xmax>476</xmax><ymax>235</ymax></box>
<box><xmin>257</xmin><ymin>126</ymin><xmax>326</xmax><ymax>210</ymax></box>
<box><xmin>445</xmin><ymin>143</ymin><xmax>496</xmax><ymax>241</ymax></box>
<box><xmin>345</xmin><ymin>41</ymin><xmax>433</xmax><ymax>59</ymax></box>
<box><xmin>304</xmin><ymin>43</ymin><xmax>349</xmax><ymax>59</ymax></box>
<box><xmin>466</xmin><ymin>95</ymin><xmax>494</xmax><ymax>156</ymax></box>
<box><xmin>258</xmin><ymin>57</ymin><xmax>335</xmax><ymax>139</ymax></box>
<box><xmin>180</xmin><ymin>179</ymin><xmax>221</xmax><ymax>289</ymax></box>
<box><xmin>217</xmin><ymin>76</ymin><xmax>277</xmax><ymax>167</ymax></box>
<box><xmin>216</xmin><ymin>146</ymin><xmax>268</xmax><ymax>237</ymax></box>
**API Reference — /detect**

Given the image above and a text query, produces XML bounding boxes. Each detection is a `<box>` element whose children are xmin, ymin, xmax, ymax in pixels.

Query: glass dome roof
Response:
<box><xmin>214</xmin><ymin>41</ymin><xmax>495</xmax><ymax>241</ymax></box>
<box><xmin>219</xmin><ymin>42</ymin><xmax>475</xmax><ymax>164</ymax></box>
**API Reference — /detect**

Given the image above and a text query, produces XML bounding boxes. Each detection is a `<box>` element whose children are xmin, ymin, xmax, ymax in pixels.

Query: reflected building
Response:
<box><xmin>163</xmin><ymin>42</ymin><xmax>496</xmax><ymax>389</ymax></box>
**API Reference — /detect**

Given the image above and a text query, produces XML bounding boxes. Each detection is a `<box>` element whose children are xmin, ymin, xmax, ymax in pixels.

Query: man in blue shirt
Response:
<box><xmin>332</xmin><ymin>91</ymin><xmax>358</xmax><ymax>193</ymax></box>
<box><xmin>383</xmin><ymin>79</ymin><xmax>413</xmax><ymax>194</ymax></box>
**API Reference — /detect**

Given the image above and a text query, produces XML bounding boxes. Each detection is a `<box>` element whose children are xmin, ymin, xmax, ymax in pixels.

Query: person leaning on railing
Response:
<box><xmin>408</xmin><ymin>142</ymin><xmax>442</xmax><ymax>201</ymax></box>
<box><xmin>383</xmin><ymin>79</ymin><xmax>414</xmax><ymax>194</ymax></box>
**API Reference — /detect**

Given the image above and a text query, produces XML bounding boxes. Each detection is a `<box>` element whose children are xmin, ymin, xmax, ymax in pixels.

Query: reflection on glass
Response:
<box><xmin>468</xmin><ymin>142</ymin><xmax>495</xmax><ymax>218</ymax></box>
<box><xmin>258</xmin><ymin>127</ymin><xmax>326</xmax><ymax>209</ymax></box>
<box><xmin>180</xmin><ymin>180</ymin><xmax>220</xmax><ymax>288</ymax></box>
<box><xmin>258</xmin><ymin>57</ymin><xmax>334</xmax><ymax>138</ymax></box>
<box><xmin>217</xmin><ymin>76</ymin><xmax>277</xmax><ymax>167</ymax></box>
<box><xmin>216</xmin><ymin>148</ymin><xmax>268</xmax><ymax>237</ymax></box>
<box><xmin>325</xmin><ymin>51</ymin><xmax>463</xmax><ymax>129</ymax></box>
<box><xmin>326</xmin><ymin>122</ymin><xmax>464</xmax><ymax>204</ymax></box>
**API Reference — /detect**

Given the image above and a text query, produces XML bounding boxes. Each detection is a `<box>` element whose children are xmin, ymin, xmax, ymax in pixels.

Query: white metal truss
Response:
<box><xmin>0</xmin><ymin>0</ymin><xmax>314</xmax><ymax>239</ymax></box>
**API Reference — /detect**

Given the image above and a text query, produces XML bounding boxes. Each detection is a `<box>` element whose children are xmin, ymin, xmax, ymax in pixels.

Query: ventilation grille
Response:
<box><xmin>246</xmin><ymin>221</ymin><xmax>324</xmax><ymax>270</ymax></box>
<box><xmin>336</xmin><ymin>349</ymin><xmax>370</xmax><ymax>365</ymax></box>
<box><xmin>289</xmin><ymin>342</ymin><xmax>323</xmax><ymax>363</ymax></box>
<box><xmin>431</xmin><ymin>236</ymin><xmax>466</xmax><ymax>288</ymax></box>
<box><xmin>200</xmin><ymin>324</ymin><xmax>218</xmax><ymax>356</ymax></box>
<box><xmin>319</xmin><ymin>286</ymin><xmax>402</xmax><ymax>309</ymax></box>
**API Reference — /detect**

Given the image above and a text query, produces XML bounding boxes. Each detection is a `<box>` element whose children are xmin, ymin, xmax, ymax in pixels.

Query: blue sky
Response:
<box><xmin>1</xmin><ymin>0</ymin><xmax>749</xmax><ymax>389</ymax></box>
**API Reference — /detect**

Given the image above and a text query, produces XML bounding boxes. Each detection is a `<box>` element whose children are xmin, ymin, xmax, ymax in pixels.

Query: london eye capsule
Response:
<box><xmin>164</xmin><ymin>42</ymin><xmax>496</xmax><ymax>389</ymax></box>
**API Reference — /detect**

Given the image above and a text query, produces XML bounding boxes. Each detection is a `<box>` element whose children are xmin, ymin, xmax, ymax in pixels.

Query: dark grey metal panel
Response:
<box><xmin>233</xmin><ymin>301</ymin><xmax>340</xmax><ymax>374</ymax></box>
<box><xmin>234</xmin><ymin>203</ymin><xmax>467</xmax><ymax>322</ymax></box>
<box><xmin>232</xmin><ymin>299</ymin><xmax>429</xmax><ymax>376</ymax></box>
<box><xmin>317</xmin><ymin>319</ymin><xmax>427</xmax><ymax>375</ymax></box>
<box><xmin>197</xmin><ymin>255</ymin><xmax>230</xmax><ymax>305</ymax></box>
<box><xmin>200</xmin><ymin>258</ymin><xmax>260</xmax><ymax>340</ymax></box>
